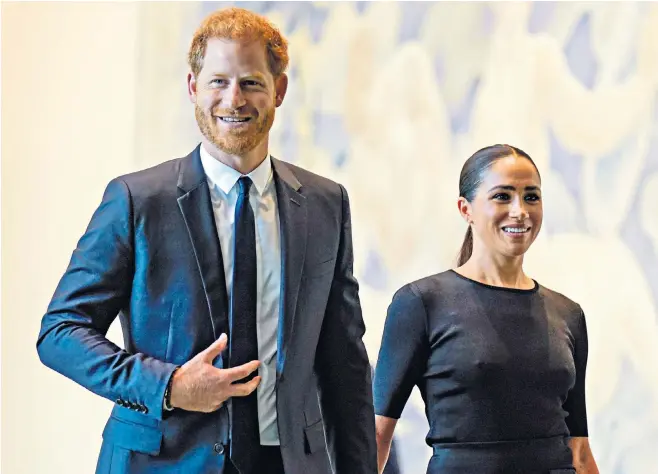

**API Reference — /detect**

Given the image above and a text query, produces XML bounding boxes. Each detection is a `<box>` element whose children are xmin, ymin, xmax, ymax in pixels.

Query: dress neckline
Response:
<box><xmin>448</xmin><ymin>269</ymin><xmax>539</xmax><ymax>294</ymax></box>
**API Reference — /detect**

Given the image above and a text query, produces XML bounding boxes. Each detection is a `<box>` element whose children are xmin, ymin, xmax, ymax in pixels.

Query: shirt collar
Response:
<box><xmin>199</xmin><ymin>143</ymin><xmax>273</xmax><ymax>196</ymax></box>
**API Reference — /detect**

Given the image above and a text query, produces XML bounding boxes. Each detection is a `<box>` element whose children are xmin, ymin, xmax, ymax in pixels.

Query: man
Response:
<box><xmin>37</xmin><ymin>7</ymin><xmax>376</xmax><ymax>474</ymax></box>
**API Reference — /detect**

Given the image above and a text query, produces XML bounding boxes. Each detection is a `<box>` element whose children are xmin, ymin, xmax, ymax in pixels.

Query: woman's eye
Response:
<box><xmin>525</xmin><ymin>193</ymin><xmax>541</xmax><ymax>202</ymax></box>
<box><xmin>492</xmin><ymin>193</ymin><xmax>510</xmax><ymax>201</ymax></box>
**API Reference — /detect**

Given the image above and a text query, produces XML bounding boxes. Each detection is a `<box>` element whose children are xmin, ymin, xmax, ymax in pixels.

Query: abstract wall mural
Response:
<box><xmin>135</xmin><ymin>2</ymin><xmax>658</xmax><ymax>472</ymax></box>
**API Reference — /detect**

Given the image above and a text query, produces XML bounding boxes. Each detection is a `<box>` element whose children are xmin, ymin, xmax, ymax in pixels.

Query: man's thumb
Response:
<box><xmin>201</xmin><ymin>333</ymin><xmax>228</xmax><ymax>362</ymax></box>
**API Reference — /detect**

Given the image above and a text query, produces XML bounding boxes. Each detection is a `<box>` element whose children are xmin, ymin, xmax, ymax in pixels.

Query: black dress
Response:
<box><xmin>373</xmin><ymin>270</ymin><xmax>589</xmax><ymax>474</ymax></box>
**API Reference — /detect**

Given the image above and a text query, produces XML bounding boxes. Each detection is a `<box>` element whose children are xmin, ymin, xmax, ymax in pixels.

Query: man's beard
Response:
<box><xmin>195</xmin><ymin>103</ymin><xmax>275</xmax><ymax>156</ymax></box>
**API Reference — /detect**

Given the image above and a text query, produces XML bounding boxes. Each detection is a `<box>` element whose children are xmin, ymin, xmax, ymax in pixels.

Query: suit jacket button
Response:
<box><xmin>213</xmin><ymin>442</ymin><xmax>224</xmax><ymax>454</ymax></box>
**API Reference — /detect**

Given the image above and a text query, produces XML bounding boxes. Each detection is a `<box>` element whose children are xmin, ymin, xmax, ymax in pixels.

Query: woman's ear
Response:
<box><xmin>457</xmin><ymin>197</ymin><xmax>473</xmax><ymax>225</ymax></box>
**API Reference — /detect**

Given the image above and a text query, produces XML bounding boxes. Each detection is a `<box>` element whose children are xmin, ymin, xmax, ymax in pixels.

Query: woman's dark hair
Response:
<box><xmin>456</xmin><ymin>144</ymin><xmax>541</xmax><ymax>266</ymax></box>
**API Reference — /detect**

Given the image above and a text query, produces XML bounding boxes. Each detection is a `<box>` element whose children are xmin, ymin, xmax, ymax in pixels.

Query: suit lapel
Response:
<box><xmin>175</xmin><ymin>151</ymin><xmax>305</xmax><ymax>373</ymax></box>
<box><xmin>272</xmin><ymin>158</ymin><xmax>307</xmax><ymax>377</ymax></box>
<box><xmin>176</xmin><ymin>146</ymin><xmax>229</xmax><ymax>341</ymax></box>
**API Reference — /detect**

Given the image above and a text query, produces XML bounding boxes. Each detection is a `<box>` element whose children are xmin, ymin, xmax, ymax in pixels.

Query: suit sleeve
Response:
<box><xmin>36</xmin><ymin>178</ymin><xmax>178</xmax><ymax>421</ymax></box>
<box><xmin>316</xmin><ymin>184</ymin><xmax>377</xmax><ymax>473</ymax></box>
<box><xmin>563</xmin><ymin>306</ymin><xmax>590</xmax><ymax>437</ymax></box>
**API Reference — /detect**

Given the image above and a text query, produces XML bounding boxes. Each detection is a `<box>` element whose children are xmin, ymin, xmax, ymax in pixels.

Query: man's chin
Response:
<box><xmin>212</xmin><ymin>137</ymin><xmax>260</xmax><ymax>156</ymax></box>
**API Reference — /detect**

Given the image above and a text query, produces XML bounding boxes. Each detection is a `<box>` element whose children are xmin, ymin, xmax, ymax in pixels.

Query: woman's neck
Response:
<box><xmin>457</xmin><ymin>251</ymin><xmax>533</xmax><ymax>290</ymax></box>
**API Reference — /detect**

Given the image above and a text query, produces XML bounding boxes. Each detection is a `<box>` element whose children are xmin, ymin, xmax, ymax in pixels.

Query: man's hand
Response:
<box><xmin>169</xmin><ymin>333</ymin><xmax>261</xmax><ymax>413</ymax></box>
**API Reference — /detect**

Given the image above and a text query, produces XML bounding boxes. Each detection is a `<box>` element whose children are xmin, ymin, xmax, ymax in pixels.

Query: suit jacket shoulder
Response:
<box><xmin>273</xmin><ymin>159</ymin><xmax>344</xmax><ymax>199</ymax></box>
<box><xmin>114</xmin><ymin>157</ymin><xmax>182</xmax><ymax>201</ymax></box>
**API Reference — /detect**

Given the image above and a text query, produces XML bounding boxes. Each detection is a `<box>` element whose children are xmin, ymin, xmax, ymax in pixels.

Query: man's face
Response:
<box><xmin>188</xmin><ymin>38</ymin><xmax>287</xmax><ymax>155</ymax></box>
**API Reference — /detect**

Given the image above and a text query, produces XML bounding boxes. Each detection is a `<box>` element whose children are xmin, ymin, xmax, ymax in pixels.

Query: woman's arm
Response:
<box><xmin>564</xmin><ymin>309</ymin><xmax>598</xmax><ymax>473</ymax></box>
<box><xmin>569</xmin><ymin>437</ymin><xmax>599</xmax><ymax>473</ymax></box>
<box><xmin>373</xmin><ymin>284</ymin><xmax>429</xmax><ymax>473</ymax></box>
<box><xmin>376</xmin><ymin>415</ymin><xmax>398</xmax><ymax>474</ymax></box>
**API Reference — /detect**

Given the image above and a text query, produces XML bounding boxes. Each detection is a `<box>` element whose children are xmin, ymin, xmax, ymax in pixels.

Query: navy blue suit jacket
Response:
<box><xmin>37</xmin><ymin>146</ymin><xmax>377</xmax><ymax>474</ymax></box>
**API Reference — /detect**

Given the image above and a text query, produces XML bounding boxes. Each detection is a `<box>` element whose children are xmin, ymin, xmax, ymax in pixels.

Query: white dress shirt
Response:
<box><xmin>200</xmin><ymin>145</ymin><xmax>281</xmax><ymax>445</ymax></box>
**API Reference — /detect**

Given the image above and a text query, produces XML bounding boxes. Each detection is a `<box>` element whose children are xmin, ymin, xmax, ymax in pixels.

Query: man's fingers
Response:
<box><xmin>229</xmin><ymin>376</ymin><xmax>262</xmax><ymax>397</ymax></box>
<box><xmin>200</xmin><ymin>333</ymin><xmax>228</xmax><ymax>362</ymax></box>
<box><xmin>223</xmin><ymin>360</ymin><xmax>260</xmax><ymax>382</ymax></box>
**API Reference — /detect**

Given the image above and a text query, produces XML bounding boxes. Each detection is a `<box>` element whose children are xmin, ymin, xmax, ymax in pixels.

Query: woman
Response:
<box><xmin>373</xmin><ymin>145</ymin><xmax>599</xmax><ymax>473</ymax></box>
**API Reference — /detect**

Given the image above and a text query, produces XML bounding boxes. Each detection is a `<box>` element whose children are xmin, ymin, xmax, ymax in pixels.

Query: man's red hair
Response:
<box><xmin>188</xmin><ymin>7</ymin><xmax>289</xmax><ymax>78</ymax></box>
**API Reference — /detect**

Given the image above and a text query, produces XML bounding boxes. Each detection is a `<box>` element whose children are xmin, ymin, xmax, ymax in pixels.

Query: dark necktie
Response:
<box><xmin>229</xmin><ymin>176</ymin><xmax>260</xmax><ymax>474</ymax></box>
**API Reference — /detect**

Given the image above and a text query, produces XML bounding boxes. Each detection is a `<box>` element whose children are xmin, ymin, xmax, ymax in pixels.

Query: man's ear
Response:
<box><xmin>274</xmin><ymin>73</ymin><xmax>288</xmax><ymax>107</ymax></box>
<box><xmin>187</xmin><ymin>72</ymin><xmax>198</xmax><ymax>103</ymax></box>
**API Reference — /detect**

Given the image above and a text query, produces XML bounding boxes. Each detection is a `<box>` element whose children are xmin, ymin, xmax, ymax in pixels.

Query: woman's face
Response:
<box><xmin>460</xmin><ymin>155</ymin><xmax>543</xmax><ymax>259</ymax></box>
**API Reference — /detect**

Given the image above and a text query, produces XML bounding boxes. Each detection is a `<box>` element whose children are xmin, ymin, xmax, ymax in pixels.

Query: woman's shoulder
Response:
<box><xmin>392</xmin><ymin>270</ymin><xmax>463</xmax><ymax>300</ymax></box>
<box><xmin>537</xmin><ymin>284</ymin><xmax>581</xmax><ymax>310</ymax></box>
<box><xmin>536</xmin><ymin>283</ymin><xmax>585</xmax><ymax>324</ymax></box>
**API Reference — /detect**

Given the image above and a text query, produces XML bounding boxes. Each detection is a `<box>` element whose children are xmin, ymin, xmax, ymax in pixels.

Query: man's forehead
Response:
<box><xmin>204</xmin><ymin>37</ymin><xmax>265</xmax><ymax>57</ymax></box>
<box><xmin>202</xmin><ymin>37</ymin><xmax>269</xmax><ymax>72</ymax></box>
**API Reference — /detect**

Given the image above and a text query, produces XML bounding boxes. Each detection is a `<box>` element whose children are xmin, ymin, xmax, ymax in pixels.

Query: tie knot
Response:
<box><xmin>237</xmin><ymin>176</ymin><xmax>252</xmax><ymax>197</ymax></box>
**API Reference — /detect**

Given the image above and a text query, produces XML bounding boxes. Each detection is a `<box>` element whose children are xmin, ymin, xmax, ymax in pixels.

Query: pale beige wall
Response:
<box><xmin>2</xmin><ymin>2</ymin><xmax>141</xmax><ymax>472</ymax></box>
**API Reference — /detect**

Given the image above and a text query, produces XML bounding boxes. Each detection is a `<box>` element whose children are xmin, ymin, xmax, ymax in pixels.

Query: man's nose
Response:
<box><xmin>224</xmin><ymin>82</ymin><xmax>246</xmax><ymax>110</ymax></box>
